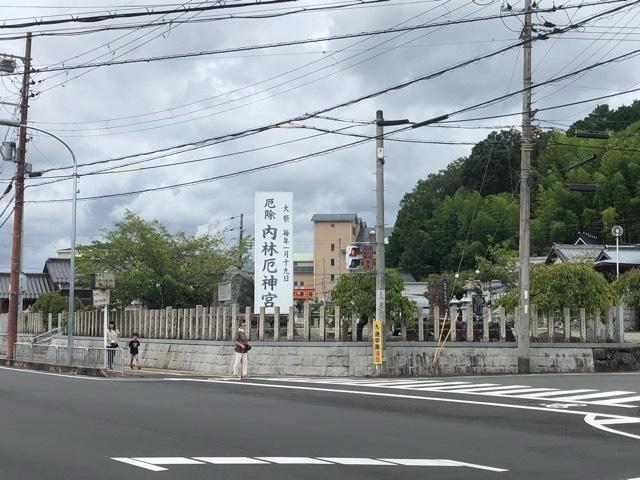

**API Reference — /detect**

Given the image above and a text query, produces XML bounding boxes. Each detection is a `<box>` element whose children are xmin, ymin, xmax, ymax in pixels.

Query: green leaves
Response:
<box><xmin>613</xmin><ymin>268</ymin><xmax>640</xmax><ymax>307</ymax></box>
<box><xmin>76</xmin><ymin>211</ymin><xmax>250</xmax><ymax>308</ymax></box>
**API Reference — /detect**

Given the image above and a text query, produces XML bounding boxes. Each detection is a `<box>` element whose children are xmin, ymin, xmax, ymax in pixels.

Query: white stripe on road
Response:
<box><xmin>111</xmin><ymin>458</ymin><xmax>167</xmax><ymax>471</ymax></box>
<box><xmin>111</xmin><ymin>456</ymin><xmax>508</xmax><ymax>472</ymax></box>
<box><xmin>317</xmin><ymin>458</ymin><xmax>396</xmax><ymax>465</ymax></box>
<box><xmin>416</xmin><ymin>383</ymin><xmax>499</xmax><ymax>391</ymax></box>
<box><xmin>256</xmin><ymin>457</ymin><xmax>332</xmax><ymax>464</ymax></box>
<box><xmin>592</xmin><ymin>395</ymin><xmax>640</xmax><ymax>406</ymax></box>
<box><xmin>553</xmin><ymin>391</ymin><xmax>635</xmax><ymax>402</ymax></box>
<box><xmin>193</xmin><ymin>457</ymin><xmax>269</xmax><ymax>464</ymax></box>
<box><xmin>444</xmin><ymin>385</ymin><xmax>527</xmax><ymax>393</ymax></box>
<box><xmin>133</xmin><ymin>457</ymin><xmax>205</xmax><ymax>465</ymax></box>
<box><xmin>480</xmin><ymin>388</ymin><xmax>558</xmax><ymax>396</ymax></box>
<box><xmin>511</xmin><ymin>389</ymin><xmax>594</xmax><ymax>398</ymax></box>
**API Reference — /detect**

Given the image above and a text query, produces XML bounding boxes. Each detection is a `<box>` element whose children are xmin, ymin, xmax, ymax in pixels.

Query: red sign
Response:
<box><xmin>293</xmin><ymin>288</ymin><xmax>314</xmax><ymax>301</ymax></box>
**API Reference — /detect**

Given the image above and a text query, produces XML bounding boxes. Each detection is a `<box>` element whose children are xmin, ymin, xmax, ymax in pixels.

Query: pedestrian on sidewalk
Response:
<box><xmin>106</xmin><ymin>321</ymin><xmax>120</xmax><ymax>370</ymax></box>
<box><xmin>127</xmin><ymin>333</ymin><xmax>141</xmax><ymax>370</ymax></box>
<box><xmin>233</xmin><ymin>320</ymin><xmax>250</xmax><ymax>379</ymax></box>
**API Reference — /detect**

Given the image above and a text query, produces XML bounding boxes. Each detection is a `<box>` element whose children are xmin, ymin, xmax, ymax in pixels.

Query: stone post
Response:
<box><xmin>417</xmin><ymin>305</ymin><xmax>424</xmax><ymax>342</ymax></box>
<box><xmin>465</xmin><ymin>301</ymin><xmax>473</xmax><ymax>342</ymax></box>
<box><xmin>564</xmin><ymin>307</ymin><xmax>571</xmax><ymax>343</ymax></box>
<box><xmin>530</xmin><ymin>304</ymin><xmax>538</xmax><ymax>341</ymax></box>
<box><xmin>449</xmin><ymin>303</ymin><xmax>457</xmax><ymax>342</ymax></box>
<box><xmin>607</xmin><ymin>307</ymin><xmax>614</xmax><ymax>341</ymax></box>
<box><xmin>335</xmin><ymin>305</ymin><xmax>341</xmax><ymax>341</ymax></box>
<box><xmin>48</xmin><ymin>313</ymin><xmax>52</xmax><ymax>332</ymax></box>
<box><xmin>287</xmin><ymin>306</ymin><xmax>295</xmax><ymax>341</ymax></box>
<box><xmin>222</xmin><ymin>307</ymin><xmax>229</xmax><ymax>341</ymax></box>
<box><xmin>548</xmin><ymin>313</ymin><xmax>553</xmax><ymax>343</ymax></box>
<box><xmin>319</xmin><ymin>303</ymin><xmax>326</xmax><ymax>341</ymax></box>
<box><xmin>273</xmin><ymin>306</ymin><xmax>280</xmax><ymax>341</ymax></box>
<box><xmin>194</xmin><ymin>305</ymin><xmax>202</xmax><ymax>340</ymax></box>
<box><xmin>433</xmin><ymin>305</ymin><xmax>440</xmax><ymax>341</ymax></box>
<box><xmin>245</xmin><ymin>307</ymin><xmax>252</xmax><ymax>340</ymax></box>
<box><xmin>482</xmin><ymin>306</ymin><xmax>490</xmax><ymax>342</ymax></box>
<box><xmin>208</xmin><ymin>307</ymin><xmax>214</xmax><ymax>340</ymax></box>
<box><xmin>201</xmin><ymin>307</ymin><xmax>208</xmax><ymax>339</ymax></box>
<box><xmin>258</xmin><ymin>306</ymin><xmax>265</xmax><ymax>341</ymax></box>
<box><xmin>593</xmin><ymin>311</ymin><xmax>601</xmax><ymax>342</ymax></box>
<box><xmin>366</xmin><ymin>317</ymin><xmax>372</xmax><ymax>341</ymax></box>
<box><xmin>231</xmin><ymin>304</ymin><xmax>238</xmax><ymax>340</ymax></box>
<box><xmin>352</xmin><ymin>312</ymin><xmax>358</xmax><ymax>342</ymax></box>
<box><xmin>499</xmin><ymin>307</ymin><xmax>506</xmax><ymax>342</ymax></box>
<box><xmin>580</xmin><ymin>308</ymin><xmax>587</xmax><ymax>343</ymax></box>
<box><xmin>303</xmin><ymin>302</ymin><xmax>310</xmax><ymax>341</ymax></box>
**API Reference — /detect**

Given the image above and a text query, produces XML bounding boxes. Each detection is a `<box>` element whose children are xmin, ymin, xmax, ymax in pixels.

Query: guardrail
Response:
<box><xmin>13</xmin><ymin>342</ymin><xmax>125</xmax><ymax>374</ymax></box>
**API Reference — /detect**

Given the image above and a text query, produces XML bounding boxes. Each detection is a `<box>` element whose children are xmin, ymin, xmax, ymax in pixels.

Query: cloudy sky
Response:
<box><xmin>0</xmin><ymin>0</ymin><xmax>639</xmax><ymax>272</ymax></box>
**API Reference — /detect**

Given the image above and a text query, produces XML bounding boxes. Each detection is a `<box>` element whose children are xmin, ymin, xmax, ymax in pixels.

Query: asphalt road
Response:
<box><xmin>1</xmin><ymin>367</ymin><xmax>640</xmax><ymax>480</ymax></box>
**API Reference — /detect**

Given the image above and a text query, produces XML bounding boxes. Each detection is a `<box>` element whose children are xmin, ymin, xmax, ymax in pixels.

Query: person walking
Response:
<box><xmin>127</xmin><ymin>333</ymin><xmax>141</xmax><ymax>370</ymax></box>
<box><xmin>233</xmin><ymin>320</ymin><xmax>250</xmax><ymax>379</ymax></box>
<box><xmin>106</xmin><ymin>321</ymin><xmax>120</xmax><ymax>370</ymax></box>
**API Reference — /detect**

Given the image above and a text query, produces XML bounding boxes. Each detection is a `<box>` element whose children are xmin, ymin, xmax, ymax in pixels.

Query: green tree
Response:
<box><xmin>613</xmin><ymin>268</ymin><xmax>640</xmax><ymax>308</ymax></box>
<box><xmin>76</xmin><ymin>211</ymin><xmax>250</xmax><ymax>308</ymax></box>
<box><xmin>31</xmin><ymin>292</ymin><xmax>84</xmax><ymax>327</ymax></box>
<box><xmin>330</xmin><ymin>269</ymin><xmax>417</xmax><ymax>327</ymax></box>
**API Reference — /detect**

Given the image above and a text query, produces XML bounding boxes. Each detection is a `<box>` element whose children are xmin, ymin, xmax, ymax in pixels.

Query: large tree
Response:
<box><xmin>76</xmin><ymin>211</ymin><xmax>250</xmax><ymax>308</ymax></box>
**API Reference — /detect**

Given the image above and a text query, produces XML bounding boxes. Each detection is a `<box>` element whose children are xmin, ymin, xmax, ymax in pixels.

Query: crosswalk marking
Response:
<box><xmin>259</xmin><ymin>378</ymin><xmax>640</xmax><ymax>408</ymax></box>
<box><xmin>112</xmin><ymin>456</ymin><xmax>508</xmax><ymax>472</ymax></box>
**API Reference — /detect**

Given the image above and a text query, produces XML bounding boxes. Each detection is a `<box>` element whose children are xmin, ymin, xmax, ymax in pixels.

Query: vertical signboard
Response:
<box><xmin>254</xmin><ymin>192</ymin><xmax>293</xmax><ymax>314</ymax></box>
<box><xmin>372</xmin><ymin>319</ymin><xmax>383</xmax><ymax>365</ymax></box>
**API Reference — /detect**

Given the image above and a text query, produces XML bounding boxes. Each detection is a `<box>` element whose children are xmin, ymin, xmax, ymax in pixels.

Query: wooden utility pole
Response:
<box><xmin>517</xmin><ymin>1</ymin><xmax>532</xmax><ymax>374</ymax></box>
<box><xmin>238</xmin><ymin>213</ymin><xmax>244</xmax><ymax>265</ymax></box>
<box><xmin>6</xmin><ymin>32</ymin><xmax>32</xmax><ymax>360</ymax></box>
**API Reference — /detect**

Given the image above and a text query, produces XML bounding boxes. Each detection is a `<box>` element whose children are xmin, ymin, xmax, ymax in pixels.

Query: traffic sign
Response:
<box><xmin>372</xmin><ymin>319</ymin><xmax>383</xmax><ymax>366</ymax></box>
<box><xmin>93</xmin><ymin>289</ymin><xmax>110</xmax><ymax>307</ymax></box>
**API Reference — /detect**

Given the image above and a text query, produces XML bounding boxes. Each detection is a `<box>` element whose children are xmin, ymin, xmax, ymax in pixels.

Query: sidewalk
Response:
<box><xmin>121</xmin><ymin>366</ymin><xmax>225</xmax><ymax>378</ymax></box>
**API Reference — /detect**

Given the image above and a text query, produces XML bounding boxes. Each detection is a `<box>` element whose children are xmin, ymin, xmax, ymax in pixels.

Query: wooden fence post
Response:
<box><xmin>564</xmin><ymin>307</ymin><xmax>571</xmax><ymax>343</ymax></box>
<box><xmin>335</xmin><ymin>305</ymin><xmax>341</xmax><ymax>341</ymax></box>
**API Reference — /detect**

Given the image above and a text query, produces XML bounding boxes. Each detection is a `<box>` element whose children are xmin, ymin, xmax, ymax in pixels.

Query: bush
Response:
<box><xmin>613</xmin><ymin>268</ymin><xmax>640</xmax><ymax>307</ymax></box>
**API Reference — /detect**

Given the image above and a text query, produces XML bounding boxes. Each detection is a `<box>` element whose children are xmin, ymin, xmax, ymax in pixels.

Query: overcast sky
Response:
<box><xmin>1</xmin><ymin>0</ymin><xmax>639</xmax><ymax>272</ymax></box>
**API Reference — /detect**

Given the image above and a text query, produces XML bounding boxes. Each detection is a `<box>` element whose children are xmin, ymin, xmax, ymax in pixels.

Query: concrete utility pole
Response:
<box><xmin>517</xmin><ymin>0</ymin><xmax>532</xmax><ymax>374</ymax></box>
<box><xmin>6</xmin><ymin>32</ymin><xmax>31</xmax><ymax>360</ymax></box>
<box><xmin>375</xmin><ymin>110</ymin><xmax>386</xmax><ymax>353</ymax></box>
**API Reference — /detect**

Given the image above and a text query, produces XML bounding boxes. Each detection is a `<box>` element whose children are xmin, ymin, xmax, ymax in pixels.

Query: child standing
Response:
<box><xmin>127</xmin><ymin>334</ymin><xmax>141</xmax><ymax>370</ymax></box>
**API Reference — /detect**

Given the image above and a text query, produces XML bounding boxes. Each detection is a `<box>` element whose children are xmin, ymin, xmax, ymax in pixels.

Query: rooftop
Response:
<box><xmin>0</xmin><ymin>273</ymin><xmax>53</xmax><ymax>299</ymax></box>
<box><xmin>545</xmin><ymin>243</ymin><xmax>604</xmax><ymax>264</ymax></box>
<box><xmin>311</xmin><ymin>214</ymin><xmax>358</xmax><ymax>223</ymax></box>
<box><xmin>595</xmin><ymin>245</ymin><xmax>640</xmax><ymax>266</ymax></box>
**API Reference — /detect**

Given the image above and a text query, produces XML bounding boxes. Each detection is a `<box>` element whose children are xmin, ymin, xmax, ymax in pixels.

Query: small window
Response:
<box><xmin>300</xmin><ymin>281</ymin><xmax>304</xmax><ymax>287</ymax></box>
<box><xmin>330</xmin><ymin>223</ymin><xmax>335</xmax><ymax>227</ymax></box>
<box><xmin>330</xmin><ymin>258</ymin><xmax>335</xmax><ymax>266</ymax></box>
<box><xmin>330</xmin><ymin>243</ymin><xmax>335</xmax><ymax>251</ymax></box>
<box><xmin>294</xmin><ymin>281</ymin><xmax>298</xmax><ymax>287</ymax></box>
<box><xmin>330</xmin><ymin>274</ymin><xmax>335</xmax><ymax>282</ymax></box>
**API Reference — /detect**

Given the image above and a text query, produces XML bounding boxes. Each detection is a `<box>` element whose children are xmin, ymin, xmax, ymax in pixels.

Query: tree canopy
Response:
<box><xmin>76</xmin><ymin>211</ymin><xmax>250</xmax><ymax>308</ymax></box>
<box><xmin>388</xmin><ymin>101</ymin><xmax>640</xmax><ymax>280</ymax></box>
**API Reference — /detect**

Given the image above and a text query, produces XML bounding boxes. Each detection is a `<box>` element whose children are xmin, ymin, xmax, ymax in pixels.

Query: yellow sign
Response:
<box><xmin>372</xmin><ymin>320</ymin><xmax>383</xmax><ymax>365</ymax></box>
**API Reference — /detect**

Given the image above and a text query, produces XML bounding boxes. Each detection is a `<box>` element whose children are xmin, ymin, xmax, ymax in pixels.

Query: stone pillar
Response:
<box><xmin>273</xmin><ymin>306</ymin><xmax>280</xmax><ymax>341</ymax></box>
<box><xmin>465</xmin><ymin>301</ymin><xmax>473</xmax><ymax>342</ymax></box>
<box><xmin>433</xmin><ymin>305</ymin><xmax>440</xmax><ymax>341</ymax></box>
<box><xmin>166</xmin><ymin>307</ymin><xmax>173</xmax><ymax>339</ymax></box>
<box><xmin>303</xmin><ymin>302</ymin><xmax>310</xmax><ymax>341</ymax></box>
<box><xmin>448</xmin><ymin>305</ymin><xmax>457</xmax><ymax>342</ymax></box>
<box><xmin>499</xmin><ymin>308</ymin><xmax>506</xmax><ymax>342</ymax></box>
<box><xmin>222</xmin><ymin>307</ymin><xmax>229</xmax><ymax>341</ymax></box>
<box><xmin>593</xmin><ymin>310</ymin><xmax>600</xmax><ymax>342</ymax></box>
<box><xmin>417</xmin><ymin>305</ymin><xmax>424</xmax><ymax>342</ymax></box>
<box><xmin>48</xmin><ymin>313</ymin><xmax>52</xmax><ymax>332</ymax></box>
<box><xmin>548</xmin><ymin>313</ymin><xmax>553</xmax><ymax>343</ymax></box>
<box><xmin>258</xmin><ymin>306</ymin><xmax>265</xmax><ymax>341</ymax></box>
<box><xmin>564</xmin><ymin>307</ymin><xmax>571</xmax><ymax>343</ymax></box>
<box><xmin>580</xmin><ymin>308</ymin><xmax>587</xmax><ymax>342</ymax></box>
<box><xmin>530</xmin><ymin>304</ymin><xmax>538</xmax><ymax>341</ymax></box>
<box><xmin>200</xmin><ymin>307</ymin><xmax>208</xmax><ymax>339</ymax></box>
<box><xmin>216</xmin><ymin>307</ymin><xmax>223</xmax><ymax>341</ymax></box>
<box><xmin>195</xmin><ymin>305</ymin><xmax>202</xmax><ymax>340</ymax></box>
<box><xmin>482</xmin><ymin>306</ymin><xmax>490</xmax><ymax>342</ymax></box>
<box><xmin>352</xmin><ymin>312</ymin><xmax>358</xmax><ymax>342</ymax></box>
<box><xmin>319</xmin><ymin>303</ymin><xmax>326</xmax><ymax>341</ymax></box>
<box><xmin>401</xmin><ymin>317</ymin><xmax>407</xmax><ymax>341</ymax></box>
<box><xmin>366</xmin><ymin>317</ymin><xmax>372</xmax><ymax>341</ymax></box>
<box><xmin>607</xmin><ymin>307</ymin><xmax>615</xmax><ymax>341</ymax></box>
<box><xmin>334</xmin><ymin>305</ymin><xmax>341</xmax><ymax>341</ymax></box>
<box><xmin>287</xmin><ymin>306</ymin><xmax>295</xmax><ymax>341</ymax></box>
<box><xmin>245</xmin><ymin>307</ymin><xmax>251</xmax><ymax>340</ymax></box>
<box><xmin>231</xmin><ymin>304</ymin><xmax>238</xmax><ymax>340</ymax></box>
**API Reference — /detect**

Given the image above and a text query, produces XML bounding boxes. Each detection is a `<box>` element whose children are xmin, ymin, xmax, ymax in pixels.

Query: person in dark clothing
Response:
<box><xmin>127</xmin><ymin>333</ymin><xmax>141</xmax><ymax>370</ymax></box>
<box><xmin>233</xmin><ymin>320</ymin><xmax>250</xmax><ymax>379</ymax></box>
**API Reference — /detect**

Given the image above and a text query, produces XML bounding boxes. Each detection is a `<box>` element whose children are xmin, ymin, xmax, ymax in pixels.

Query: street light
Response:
<box><xmin>0</xmin><ymin>120</ymin><xmax>78</xmax><ymax>365</ymax></box>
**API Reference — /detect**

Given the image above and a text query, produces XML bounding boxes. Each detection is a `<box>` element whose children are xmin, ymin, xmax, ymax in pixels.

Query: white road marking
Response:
<box><xmin>193</xmin><ymin>457</ymin><xmax>269</xmax><ymax>464</ymax></box>
<box><xmin>0</xmin><ymin>366</ymin><xmax>106</xmax><ymax>380</ymax></box>
<box><xmin>111</xmin><ymin>456</ymin><xmax>508</xmax><ymax>472</ymax></box>
<box><xmin>133</xmin><ymin>457</ymin><xmax>205</xmax><ymax>465</ymax></box>
<box><xmin>584</xmin><ymin>414</ymin><xmax>640</xmax><ymax>441</ymax></box>
<box><xmin>317</xmin><ymin>457</ymin><xmax>396</xmax><ymax>465</ymax></box>
<box><xmin>170</xmin><ymin>378</ymin><xmax>640</xmax><ymax>440</ymax></box>
<box><xmin>111</xmin><ymin>458</ymin><xmax>167</xmax><ymax>471</ymax></box>
<box><xmin>256</xmin><ymin>457</ymin><xmax>332</xmax><ymax>464</ymax></box>
<box><xmin>264</xmin><ymin>378</ymin><xmax>640</xmax><ymax>408</ymax></box>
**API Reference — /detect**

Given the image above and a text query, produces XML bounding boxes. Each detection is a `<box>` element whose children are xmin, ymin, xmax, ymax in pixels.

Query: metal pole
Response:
<box><xmin>517</xmin><ymin>0</ymin><xmax>532</xmax><ymax>374</ymax></box>
<box><xmin>616</xmin><ymin>236</ymin><xmax>620</xmax><ymax>280</ymax></box>
<box><xmin>103</xmin><ymin>305</ymin><xmax>108</xmax><ymax>368</ymax></box>
<box><xmin>375</xmin><ymin>110</ymin><xmax>385</xmax><ymax>374</ymax></box>
<box><xmin>6</xmin><ymin>32</ymin><xmax>31</xmax><ymax>361</ymax></box>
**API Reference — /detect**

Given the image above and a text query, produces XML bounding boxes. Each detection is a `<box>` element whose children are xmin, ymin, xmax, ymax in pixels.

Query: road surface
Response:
<box><xmin>1</xmin><ymin>366</ymin><xmax>639</xmax><ymax>479</ymax></box>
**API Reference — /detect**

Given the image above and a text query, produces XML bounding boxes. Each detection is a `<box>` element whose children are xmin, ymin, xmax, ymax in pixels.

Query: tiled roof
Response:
<box><xmin>545</xmin><ymin>244</ymin><xmax>603</xmax><ymax>264</ymax></box>
<box><xmin>0</xmin><ymin>273</ymin><xmax>53</xmax><ymax>299</ymax></box>
<box><xmin>311</xmin><ymin>214</ymin><xmax>358</xmax><ymax>223</ymax></box>
<box><xmin>595</xmin><ymin>246</ymin><xmax>640</xmax><ymax>266</ymax></box>
<box><xmin>43</xmin><ymin>258</ymin><xmax>71</xmax><ymax>288</ymax></box>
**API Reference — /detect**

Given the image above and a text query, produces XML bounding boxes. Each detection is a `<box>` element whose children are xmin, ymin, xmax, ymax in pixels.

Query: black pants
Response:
<box><xmin>107</xmin><ymin>344</ymin><xmax>117</xmax><ymax>369</ymax></box>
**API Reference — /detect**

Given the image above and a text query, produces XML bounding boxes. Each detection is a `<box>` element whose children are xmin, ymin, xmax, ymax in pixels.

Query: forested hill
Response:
<box><xmin>387</xmin><ymin>101</ymin><xmax>640</xmax><ymax>280</ymax></box>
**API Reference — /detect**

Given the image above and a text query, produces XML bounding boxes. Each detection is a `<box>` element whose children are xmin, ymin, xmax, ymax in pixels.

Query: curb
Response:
<box><xmin>0</xmin><ymin>358</ymin><xmax>121</xmax><ymax>377</ymax></box>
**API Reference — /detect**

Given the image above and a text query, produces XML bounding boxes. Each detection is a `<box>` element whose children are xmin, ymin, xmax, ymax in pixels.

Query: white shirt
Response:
<box><xmin>106</xmin><ymin>328</ymin><xmax>120</xmax><ymax>345</ymax></box>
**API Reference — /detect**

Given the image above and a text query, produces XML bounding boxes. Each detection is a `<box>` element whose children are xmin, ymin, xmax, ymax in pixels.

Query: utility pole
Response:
<box><xmin>6</xmin><ymin>32</ymin><xmax>31</xmax><ymax>361</ymax></box>
<box><xmin>517</xmin><ymin>0</ymin><xmax>532</xmax><ymax>374</ymax></box>
<box><xmin>375</xmin><ymin>110</ymin><xmax>386</xmax><ymax>355</ymax></box>
<box><xmin>238</xmin><ymin>213</ymin><xmax>244</xmax><ymax>266</ymax></box>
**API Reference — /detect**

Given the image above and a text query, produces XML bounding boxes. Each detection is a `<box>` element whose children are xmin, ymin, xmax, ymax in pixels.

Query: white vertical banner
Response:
<box><xmin>254</xmin><ymin>192</ymin><xmax>293</xmax><ymax>314</ymax></box>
